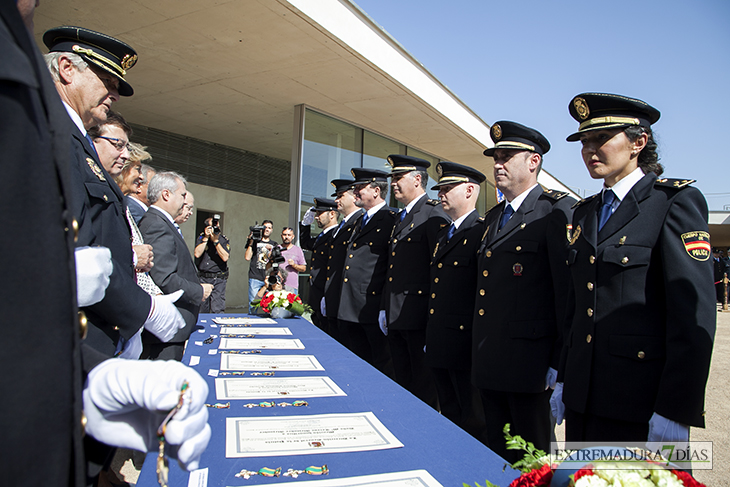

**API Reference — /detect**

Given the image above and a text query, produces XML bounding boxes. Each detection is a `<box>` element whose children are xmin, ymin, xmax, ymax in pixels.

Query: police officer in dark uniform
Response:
<box><xmin>323</xmin><ymin>179</ymin><xmax>362</xmax><ymax>343</ymax></box>
<box><xmin>552</xmin><ymin>93</ymin><xmax>715</xmax><ymax>445</ymax></box>
<box><xmin>43</xmin><ymin>27</ymin><xmax>183</xmax><ymax>359</ymax></box>
<box><xmin>474</xmin><ymin>121</ymin><xmax>575</xmax><ymax>462</ymax></box>
<box><xmin>300</xmin><ymin>198</ymin><xmax>339</xmax><ymax>333</ymax></box>
<box><xmin>427</xmin><ymin>162</ymin><xmax>488</xmax><ymax>443</ymax></box>
<box><xmin>195</xmin><ymin>216</ymin><xmax>230</xmax><ymax>313</ymax></box>
<box><xmin>338</xmin><ymin>168</ymin><xmax>397</xmax><ymax>377</ymax></box>
<box><xmin>381</xmin><ymin>155</ymin><xmax>449</xmax><ymax>408</ymax></box>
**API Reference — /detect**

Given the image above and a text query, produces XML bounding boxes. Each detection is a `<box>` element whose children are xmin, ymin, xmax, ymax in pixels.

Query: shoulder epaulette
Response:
<box><xmin>571</xmin><ymin>193</ymin><xmax>599</xmax><ymax>209</ymax></box>
<box><xmin>542</xmin><ymin>189</ymin><xmax>569</xmax><ymax>201</ymax></box>
<box><xmin>477</xmin><ymin>216</ymin><xmax>485</xmax><ymax>223</ymax></box>
<box><xmin>426</xmin><ymin>198</ymin><xmax>440</xmax><ymax>206</ymax></box>
<box><xmin>655</xmin><ymin>178</ymin><xmax>696</xmax><ymax>189</ymax></box>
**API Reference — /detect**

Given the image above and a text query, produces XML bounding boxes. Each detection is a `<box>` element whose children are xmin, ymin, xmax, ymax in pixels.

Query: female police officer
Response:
<box><xmin>552</xmin><ymin>93</ymin><xmax>715</xmax><ymax>443</ymax></box>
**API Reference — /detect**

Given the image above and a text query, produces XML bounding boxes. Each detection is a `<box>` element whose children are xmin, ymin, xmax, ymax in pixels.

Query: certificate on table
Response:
<box><xmin>219</xmin><ymin>327</ymin><xmax>292</xmax><ymax>335</ymax></box>
<box><xmin>219</xmin><ymin>338</ymin><xmax>304</xmax><ymax>349</ymax></box>
<box><xmin>212</xmin><ymin>317</ymin><xmax>277</xmax><ymax>325</ymax></box>
<box><xmin>238</xmin><ymin>470</ymin><xmax>444</xmax><ymax>487</ymax></box>
<box><xmin>215</xmin><ymin>376</ymin><xmax>346</xmax><ymax>400</ymax></box>
<box><xmin>220</xmin><ymin>354</ymin><xmax>324</xmax><ymax>371</ymax></box>
<box><xmin>225</xmin><ymin>412</ymin><xmax>403</xmax><ymax>458</ymax></box>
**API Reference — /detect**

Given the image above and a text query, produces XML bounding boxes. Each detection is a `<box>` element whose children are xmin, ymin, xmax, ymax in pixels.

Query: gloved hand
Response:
<box><xmin>545</xmin><ymin>367</ymin><xmax>558</xmax><ymax>390</ymax></box>
<box><xmin>301</xmin><ymin>207</ymin><xmax>316</xmax><ymax>226</ymax></box>
<box><xmin>144</xmin><ymin>290</ymin><xmax>185</xmax><ymax>342</ymax></box>
<box><xmin>550</xmin><ymin>382</ymin><xmax>565</xmax><ymax>425</ymax></box>
<box><xmin>378</xmin><ymin>310</ymin><xmax>387</xmax><ymax>336</ymax></box>
<box><xmin>118</xmin><ymin>328</ymin><xmax>143</xmax><ymax>360</ymax></box>
<box><xmin>320</xmin><ymin>297</ymin><xmax>326</xmax><ymax>317</ymax></box>
<box><xmin>83</xmin><ymin>359</ymin><xmax>212</xmax><ymax>471</ymax></box>
<box><xmin>75</xmin><ymin>246</ymin><xmax>113</xmax><ymax>307</ymax></box>
<box><xmin>648</xmin><ymin>412</ymin><xmax>689</xmax><ymax>443</ymax></box>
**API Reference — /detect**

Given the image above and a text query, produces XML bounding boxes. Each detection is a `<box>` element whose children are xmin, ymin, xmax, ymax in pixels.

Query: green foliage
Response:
<box><xmin>463</xmin><ymin>424</ymin><xmax>549</xmax><ymax>487</ymax></box>
<box><xmin>463</xmin><ymin>481</ymin><xmax>500</xmax><ymax>487</ymax></box>
<box><xmin>503</xmin><ymin>423</ymin><xmax>547</xmax><ymax>473</ymax></box>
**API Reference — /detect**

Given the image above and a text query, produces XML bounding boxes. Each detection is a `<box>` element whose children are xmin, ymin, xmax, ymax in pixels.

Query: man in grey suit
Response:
<box><xmin>140</xmin><ymin>172</ymin><xmax>213</xmax><ymax>360</ymax></box>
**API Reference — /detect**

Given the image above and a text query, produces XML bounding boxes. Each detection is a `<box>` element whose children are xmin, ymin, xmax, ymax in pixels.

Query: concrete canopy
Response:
<box><xmin>33</xmin><ymin>0</ymin><xmax>573</xmax><ymax>194</ymax></box>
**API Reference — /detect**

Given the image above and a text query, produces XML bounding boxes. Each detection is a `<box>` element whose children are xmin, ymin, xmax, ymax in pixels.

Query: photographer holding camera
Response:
<box><xmin>194</xmin><ymin>215</ymin><xmax>230</xmax><ymax>313</ymax></box>
<box><xmin>245</xmin><ymin>220</ymin><xmax>277</xmax><ymax>313</ymax></box>
<box><xmin>255</xmin><ymin>261</ymin><xmax>294</xmax><ymax>300</ymax></box>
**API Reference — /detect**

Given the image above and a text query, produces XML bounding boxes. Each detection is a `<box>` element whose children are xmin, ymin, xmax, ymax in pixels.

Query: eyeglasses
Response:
<box><xmin>97</xmin><ymin>136</ymin><xmax>129</xmax><ymax>151</ymax></box>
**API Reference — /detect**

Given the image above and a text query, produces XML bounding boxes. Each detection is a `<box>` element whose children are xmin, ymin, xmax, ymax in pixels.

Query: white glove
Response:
<box><xmin>320</xmin><ymin>297</ymin><xmax>326</xmax><ymax>317</ymax></box>
<box><xmin>545</xmin><ymin>367</ymin><xmax>558</xmax><ymax>390</ymax></box>
<box><xmin>301</xmin><ymin>207</ymin><xmax>316</xmax><ymax>226</ymax></box>
<box><xmin>647</xmin><ymin>412</ymin><xmax>689</xmax><ymax>443</ymax></box>
<box><xmin>550</xmin><ymin>382</ymin><xmax>565</xmax><ymax>425</ymax></box>
<box><xmin>83</xmin><ymin>359</ymin><xmax>212</xmax><ymax>471</ymax></box>
<box><xmin>378</xmin><ymin>310</ymin><xmax>388</xmax><ymax>336</ymax></box>
<box><xmin>144</xmin><ymin>290</ymin><xmax>185</xmax><ymax>342</ymax></box>
<box><xmin>118</xmin><ymin>328</ymin><xmax>143</xmax><ymax>359</ymax></box>
<box><xmin>75</xmin><ymin>246</ymin><xmax>113</xmax><ymax>307</ymax></box>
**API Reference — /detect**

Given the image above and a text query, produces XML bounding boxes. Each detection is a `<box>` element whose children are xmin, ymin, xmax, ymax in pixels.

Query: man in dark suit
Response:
<box><xmin>338</xmin><ymin>169</ymin><xmax>396</xmax><ymax>377</ymax></box>
<box><xmin>427</xmin><ymin>162</ymin><xmax>487</xmax><ymax>443</ymax></box>
<box><xmin>139</xmin><ymin>171</ymin><xmax>214</xmax><ymax>360</ymax></box>
<box><xmin>323</xmin><ymin>179</ymin><xmax>361</xmax><ymax>343</ymax></box>
<box><xmin>43</xmin><ymin>26</ymin><xmax>183</xmax><ymax>359</ymax></box>
<box><xmin>473</xmin><ymin>121</ymin><xmax>575</xmax><ymax>462</ymax></box>
<box><xmin>300</xmin><ymin>197</ymin><xmax>339</xmax><ymax>333</ymax></box>
<box><xmin>381</xmin><ymin>155</ymin><xmax>449</xmax><ymax>408</ymax></box>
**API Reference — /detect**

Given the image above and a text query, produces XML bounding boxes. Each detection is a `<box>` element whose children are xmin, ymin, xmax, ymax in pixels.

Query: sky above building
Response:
<box><xmin>355</xmin><ymin>0</ymin><xmax>730</xmax><ymax>209</ymax></box>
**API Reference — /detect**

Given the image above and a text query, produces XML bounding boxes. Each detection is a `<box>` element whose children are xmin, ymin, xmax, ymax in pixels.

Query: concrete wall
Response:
<box><xmin>178</xmin><ymin>182</ymin><xmax>290</xmax><ymax>310</ymax></box>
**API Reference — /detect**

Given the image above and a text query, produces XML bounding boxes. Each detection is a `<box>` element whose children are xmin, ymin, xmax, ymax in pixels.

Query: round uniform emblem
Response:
<box><xmin>573</xmin><ymin>97</ymin><xmax>590</xmax><ymax>120</ymax></box>
<box><xmin>491</xmin><ymin>123</ymin><xmax>502</xmax><ymax>141</ymax></box>
<box><xmin>436</xmin><ymin>163</ymin><xmax>443</xmax><ymax>177</ymax></box>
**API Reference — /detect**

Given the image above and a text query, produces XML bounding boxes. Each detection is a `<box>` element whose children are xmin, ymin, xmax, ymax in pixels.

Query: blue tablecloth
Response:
<box><xmin>135</xmin><ymin>314</ymin><xmax>519</xmax><ymax>486</ymax></box>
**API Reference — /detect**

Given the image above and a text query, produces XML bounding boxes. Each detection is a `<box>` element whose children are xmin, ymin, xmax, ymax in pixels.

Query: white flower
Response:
<box><xmin>575</xmin><ymin>475</ymin><xmax>610</xmax><ymax>487</ymax></box>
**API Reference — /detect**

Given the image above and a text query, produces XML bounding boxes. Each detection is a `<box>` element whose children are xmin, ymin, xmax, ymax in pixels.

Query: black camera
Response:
<box><xmin>267</xmin><ymin>273</ymin><xmax>282</xmax><ymax>286</ymax></box>
<box><xmin>269</xmin><ymin>245</ymin><xmax>286</xmax><ymax>266</ymax></box>
<box><xmin>249</xmin><ymin>222</ymin><xmax>264</xmax><ymax>241</ymax></box>
<box><xmin>212</xmin><ymin>214</ymin><xmax>221</xmax><ymax>234</ymax></box>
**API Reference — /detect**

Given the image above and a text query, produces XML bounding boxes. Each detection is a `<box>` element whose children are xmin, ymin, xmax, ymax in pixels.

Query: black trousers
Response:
<box><xmin>479</xmin><ymin>388</ymin><xmax>552</xmax><ymax>464</ymax></box>
<box><xmin>565</xmin><ymin>407</ymin><xmax>649</xmax><ymax>444</ymax></box>
<box><xmin>388</xmin><ymin>329</ymin><xmax>438</xmax><ymax>410</ymax></box>
<box><xmin>432</xmin><ymin>367</ymin><xmax>487</xmax><ymax>444</ymax></box>
<box><xmin>338</xmin><ymin>320</ymin><xmax>394</xmax><ymax>379</ymax></box>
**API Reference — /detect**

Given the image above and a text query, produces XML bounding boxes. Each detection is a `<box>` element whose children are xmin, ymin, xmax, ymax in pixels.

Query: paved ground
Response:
<box><xmin>111</xmin><ymin>309</ymin><xmax>729</xmax><ymax>486</ymax></box>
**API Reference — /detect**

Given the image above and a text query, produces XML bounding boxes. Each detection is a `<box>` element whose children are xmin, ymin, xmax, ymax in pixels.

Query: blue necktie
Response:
<box><xmin>360</xmin><ymin>213</ymin><xmax>370</xmax><ymax>229</ymax></box>
<box><xmin>85</xmin><ymin>133</ymin><xmax>99</xmax><ymax>157</ymax></box>
<box><xmin>333</xmin><ymin>219</ymin><xmax>345</xmax><ymax>237</ymax></box>
<box><xmin>598</xmin><ymin>190</ymin><xmax>616</xmax><ymax>231</ymax></box>
<box><xmin>499</xmin><ymin>204</ymin><xmax>514</xmax><ymax>230</ymax></box>
<box><xmin>446</xmin><ymin>223</ymin><xmax>456</xmax><ymax>240</ymax></box>
<box><xmin>398</xmin><ymin>209</ymin><xmax>407</xmax><ymax>223</ymax></box>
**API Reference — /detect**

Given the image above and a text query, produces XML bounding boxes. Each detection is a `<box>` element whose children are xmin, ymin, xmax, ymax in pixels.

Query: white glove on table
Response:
<box><xmin>144</xmin><ymin>290</ymin><xmax>185</xmax><ymax>342</ymax></box>
<box><xmin>75</xmin><ymin>246</ymin><xmax>113</xmax><ymax>307</ymax></box>
<box><xmin>378</xmin><ymin>310</ymin><xmax>388</xmax><ymax>336</ymax></box>
<box><xmin>320</xmin><ymin>297</ymin><xmax>326</xmax><ymax>317</ymax></box>
<box><xmin>545</xmin><ymin>367</ymin><xmax>558</xmax><ymax>390</ymax></box>
<box><xmin>83</xmin><ymin>359</ymin><xmax>212</xmax><ymax>471</ymax></box>
<box><xmin>301</xmin><ymin>207</ymin><xmax>316</xmax><ymax>226</ymax></box>
<box><xmin>550</xmin><ymin>382</ymin><xmax>565</xmax><ymax>425</ymax></box>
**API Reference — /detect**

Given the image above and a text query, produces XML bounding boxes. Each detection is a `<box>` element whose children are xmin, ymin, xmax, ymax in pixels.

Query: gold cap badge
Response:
<box><xmin>574</xmin><ymin>97</ymin><xmax>590</xmax><ymax>120</ymax></box>
<box><xmin>492</xmin><ymin>123</ymin><xmax>502</xmax><ymax>141</ymax></box>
